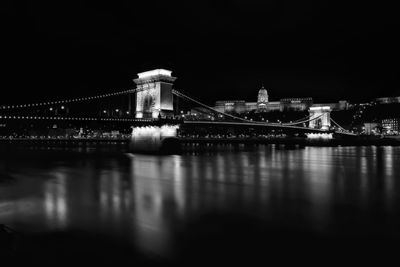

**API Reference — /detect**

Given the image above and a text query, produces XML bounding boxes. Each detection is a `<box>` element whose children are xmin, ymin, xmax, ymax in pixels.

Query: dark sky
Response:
<box><xmin>1</xmin><ymin>0</ymin><xmax>400</xmax><ymax>105</ymax></box>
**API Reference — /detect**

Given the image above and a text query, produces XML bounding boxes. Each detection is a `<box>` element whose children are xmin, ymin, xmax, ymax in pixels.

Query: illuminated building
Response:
<box><xmin>375</xmin><ymin>96</ymin><xmax>400</xmax><ymax>104</ymax></box>
<box><xmin>311</xmin><ymin>100</ymin><xmax>350</xmax><ymax>111</ymax></box>
<box><xmin>280</xmin><ymin>97</ymin><xmax>313</xmax><ymax>111</ymax></box>
<box><xmin>257</xmin><ymin>86</ymin><xmax>269</xmax><ymax>110</ymax></box>
<box><xmin>382</xmin><ymin>118</ymin><xmax>400</xmax><ymax>133</ymax></box>
<box><xmin>363</xmin><ymin>123</ymin><xmax>380</xmax><ymax>135</ymax></box>
<box><xmin>211</xmin><ymin>86</ymin><xmax>348</xmax><ymax>114</ymax></box>
<box><xmin>134</xmin><ymin>69</ymin><xmax>176</xmax><ymax>118</ymax></box>
<box><xmin>245</xmin><ymin>102</ymin><xmax>257</xmax><ymax>111</ymax></box>
<box><xmin>215</xmin><ymin>101</ymin><xmax>246</xmax><ymax>114</ymax></box>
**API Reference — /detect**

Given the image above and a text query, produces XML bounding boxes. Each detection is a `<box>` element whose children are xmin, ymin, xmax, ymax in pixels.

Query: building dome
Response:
<box><xmin>257</xmin><ymin>86</ymin><xmax>269</xmax><ymax>103</ymax></box>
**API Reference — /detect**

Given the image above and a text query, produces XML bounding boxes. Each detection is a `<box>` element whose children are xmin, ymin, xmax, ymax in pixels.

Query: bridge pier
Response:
<box><xmin>129</xmin><ymin>125</ymin><xmax>181</xmax><ymax>154</ymax></box>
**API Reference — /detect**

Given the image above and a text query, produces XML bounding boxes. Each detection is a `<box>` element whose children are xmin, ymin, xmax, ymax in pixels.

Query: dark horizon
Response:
<box><xmin>2</xmin><ymin>1</ymin><xmax>400</xmax><ymax>105</ymax></box>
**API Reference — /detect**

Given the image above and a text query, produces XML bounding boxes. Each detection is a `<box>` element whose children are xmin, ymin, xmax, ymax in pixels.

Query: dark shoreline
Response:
<box><xmin>0</xmin><ymin>136</ymin><xmax>399</xmax><ymax>151</ymax></box>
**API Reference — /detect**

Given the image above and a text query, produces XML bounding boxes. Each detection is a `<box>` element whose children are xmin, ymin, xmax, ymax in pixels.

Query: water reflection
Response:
<box><xmin>44</xmin><ymin>172</ymin><xmax>67</xmax><ymax>229</ymax></box>
<box><xmin>1</xmin><ymin>146</ymin><xmax>400</xmax><ymax>258</ymax></box>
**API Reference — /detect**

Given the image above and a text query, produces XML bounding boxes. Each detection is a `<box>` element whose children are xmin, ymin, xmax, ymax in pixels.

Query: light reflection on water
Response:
<box><xmin>1</xmin><ymin>145</ymin><xmax>400</xmax><ymax>257</ymax></box>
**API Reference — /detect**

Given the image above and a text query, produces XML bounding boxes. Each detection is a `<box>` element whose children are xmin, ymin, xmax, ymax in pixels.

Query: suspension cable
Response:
<box><xmin>0</xmin><ymin>88</ymin><xmax>137</xmax><ymax>110</ymax></box>
<box><xmin>287</xmin><ymin>114</ymin><xmax>312</xmax><ymax>123</ymax></box>
<box><xmin>277</xmin><ymin>113</ymin><xmax>327</xmax><ymax>126</ymax></box>
<box><xmin>330</xmin><ymin>117</ymin><xmax>350</xmax><ymax>133</ymax></box>
<box><xmin>173</xmin><ymin>89</ymin><xmax>327</xmax><ymax>126</ymax></box>
<box><xmin>172</xmin><ymin>90</ymin><xmax>255</xmax><ymax>123</ymax></box>
<box><xmin>0</xmin><ymin>114</ymin><xmax>151</xmax><ymax>122</ymax></box>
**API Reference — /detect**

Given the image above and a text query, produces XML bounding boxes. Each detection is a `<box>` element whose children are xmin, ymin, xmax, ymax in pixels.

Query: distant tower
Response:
<box><xmin>134</xmin><ymin>69</ymin><xmax>177</xmax><ymax>118</ymax></box>
<box><xmin>257</xmin><ymin>85</ymin><xmax>269</xmax><ymax>109</ymax></box>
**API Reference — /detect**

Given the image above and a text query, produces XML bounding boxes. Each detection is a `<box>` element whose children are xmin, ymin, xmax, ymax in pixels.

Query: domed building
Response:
<box><xmin>210</xmin><ymin>85</ymin><xmax>346</xmax><ymax>115</ymax></box>
<box><xmin>257</xmin><ymin>86</ymin><xmax>269</xmax><ymax>110</ymax></box>
<box><xmin>257</xmin><ymin>86</ymin><xmax>269</xmax><ymax>103</ymax></box>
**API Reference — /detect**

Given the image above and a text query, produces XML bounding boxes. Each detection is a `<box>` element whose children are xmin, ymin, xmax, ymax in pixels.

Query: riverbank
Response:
<box><xmin>180</xmin><ymin>136</ymin><xmax>400</xmax><ymax>147</ymax></box>
<box><xmin>0</xmin><ymin>136</ymin><xmax>399</xmax><ymax>154</ymax></box>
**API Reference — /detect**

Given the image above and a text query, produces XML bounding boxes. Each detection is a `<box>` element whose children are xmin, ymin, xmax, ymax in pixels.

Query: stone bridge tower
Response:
<box><xmin>309</xmin><ymin>106</ymin><xmax>331</xmax><ymax>130</ymax></box>
<box><xmin>134</xmin><ymin>69</ymin><xmax>177</xmax><ymax>118</ymax></box>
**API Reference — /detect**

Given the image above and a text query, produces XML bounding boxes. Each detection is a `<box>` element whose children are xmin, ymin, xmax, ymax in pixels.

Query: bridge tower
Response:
<box><xmin>134</xmin><ymin>69</ymin><xmax>177</xmax><ymax>118</ymax></box>
<box><xmin>309</xmin><ymin>106</ymin><xmax>331</xmax><ymax>130</ymax></box>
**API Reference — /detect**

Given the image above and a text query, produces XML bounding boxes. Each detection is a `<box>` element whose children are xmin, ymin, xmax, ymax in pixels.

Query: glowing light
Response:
<box><xmin>131</xmin><ymin>125</ymin><xmax>179</xmax><ymax>138</ymax></box>
<box><xmin>306</xmin><ymin>133</ymin><xmax>333</xmax><ymax>139</ymax></box>
<box><xmin>136</xmin><ymin>112</ymin><xmax>143</xmax><ymax>118</ymax></box>
<box><xmin>137</xmin><ymin>69</ymin><xmax>172</xmax><ymax>79</ymax></box>
<box><xmin>309</xmin><ymin>106</ymin><xmax>331</xmax><ymax>111</ymax></box>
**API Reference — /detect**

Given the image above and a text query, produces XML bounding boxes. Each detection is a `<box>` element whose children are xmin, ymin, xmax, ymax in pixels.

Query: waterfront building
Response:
<box><xmin>215</xmin><ymin>100</ymin><xmax>246</xmax><ymax>114</ymax></box>
<box><xmin>280</xmin><ymin>97</ymin><xmax>313</xmax><ymax>111</ymax></box>
<box><xmin>382</xmin><ymin>118</ymin><xmax>400</xmax><ymax>134</ymax></box>
<box><xmin>210</xmin><ymin>86</ymin><xmax>349</xmax><ymax>114</ymax></box>
<box><xmin>375</xmin><ymin>96</ymin><xmax>400</xmax><ymax>104</ymax></box>
<box><xmin>363</xmin><ymin>122</ymin><xmax>381</xmax><ymax>135</ymax></box>
<box><xmin>245</xmin><ymin>102</ymin><xmax>258</xmax><ymax>112</ymax></box>
<box><xmin>257</xmin><ymin>86</ymin><xmax>269</xmax><ymax>111</ymax></box>
<box><xmin>311</xmin><ymin>100</ymin><xmax>350</xmax><ymax>111</ymax></box>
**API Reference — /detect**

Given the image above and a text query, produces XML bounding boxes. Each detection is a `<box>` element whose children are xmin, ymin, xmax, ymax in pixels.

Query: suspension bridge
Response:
<box><xmin>0</xmin><ymin>69</ymin><xmax>356</xmax><ymax>152</ymax></box>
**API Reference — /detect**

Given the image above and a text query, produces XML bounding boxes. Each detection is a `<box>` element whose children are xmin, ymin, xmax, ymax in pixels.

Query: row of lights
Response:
<box><xmin>0</xmin><ymin>89</ymin><xmax>137</xmax><ymax>110</ymax></box>
<box><xmin>103</xmin><ymin>109</ymin><xmax>131</xmax><ymax>115</ymax></box>
<box><xmin>48</xmin><ymin>106</ymin><xmax>66</xmax><ymax>112</ymax></box>
<box><xmin>0</xmin><ymin>115</ymin><xmax>152</xmax><ymax>122</ymax></box>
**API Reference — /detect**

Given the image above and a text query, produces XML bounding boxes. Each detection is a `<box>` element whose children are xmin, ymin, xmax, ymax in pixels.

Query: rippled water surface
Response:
<box><xmin>1</xmin><ymin>145</ymin><xmax>400</xmax><ymax>264</ymax></box>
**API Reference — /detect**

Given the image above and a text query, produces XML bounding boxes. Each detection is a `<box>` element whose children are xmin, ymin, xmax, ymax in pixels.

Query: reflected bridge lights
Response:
<box><xmin>130</xmin><ymin>125</ymin><xmax>181</xmax><ymax>153</ymax></box>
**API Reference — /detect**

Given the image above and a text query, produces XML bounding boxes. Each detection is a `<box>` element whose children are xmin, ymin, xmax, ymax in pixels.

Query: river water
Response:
<box><xmin>1</xmin><ymin>145</ymin><xmax>400</xmax><ymax>264</ymax></box>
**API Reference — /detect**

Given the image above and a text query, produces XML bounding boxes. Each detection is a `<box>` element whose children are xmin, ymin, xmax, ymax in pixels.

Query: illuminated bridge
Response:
<box><xmin>0</xmin><ymin>69</ymin><xmax>356</xmax><ymax>152</ymax></box>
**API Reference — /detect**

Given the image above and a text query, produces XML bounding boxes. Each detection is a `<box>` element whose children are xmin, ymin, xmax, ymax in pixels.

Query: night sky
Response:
<box><xmin>2</xmin><ymin>1</ymin><xmax>400</xmax><ymax>105</ymax></box>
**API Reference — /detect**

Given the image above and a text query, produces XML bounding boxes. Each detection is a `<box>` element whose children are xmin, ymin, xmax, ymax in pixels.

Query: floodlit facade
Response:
<box><xmin>257</xmin><ymin>86</ymin><xmax>269</xmax><ymax>109</ymax></box>
<box><xmin>375</xmin><ymin>96</ymin><xmax>400</xmax><ymax>104</ymax></box>
<box><xmin>280</xmin><ymin>97</ymin><xmax>313</xmax><ymax>111</ymax></box>
<box><xmin>363</xmin><ymin>122</ymin><xmax>381</xmax><ymax>135</ymax></box>
<box><xmin>134</xmin><ymin>69</ymin><xmax>176</xmax><ymax>118</ymax></box>
<box><xmin>215</xmin><ymin>100</ymin><xmax>246</xmax><ymax>114</ymax></box>
<box><xmin>211</xmin><ymin>86</ymin><xmax>349</xmax><ymax>114</ymax></box>
<box><xmin>382</xmin><ymin>118</ymin><xmax>400</xmax><ymax>133</ymax></box>
<box><xmin>309</xmin><ymin>106</ymin><xmax>331</xmax><ymax>130</ymax></box>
